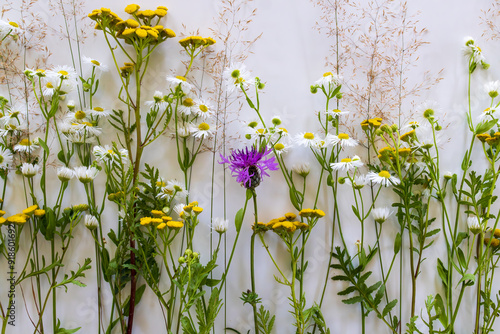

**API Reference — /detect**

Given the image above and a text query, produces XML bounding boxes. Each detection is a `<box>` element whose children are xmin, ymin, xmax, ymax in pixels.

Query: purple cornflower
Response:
<box><xmin>219</xmin><ymin>146</ymin><xmax>279</xmax><ymax>189</ymax></box>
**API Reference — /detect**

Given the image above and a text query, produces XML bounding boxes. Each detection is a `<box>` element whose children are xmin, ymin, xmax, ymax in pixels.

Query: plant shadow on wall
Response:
<box><xmin>0</xmin><ymin>0</ymin><xmax>500</xmax><ymax>334</ymax></box>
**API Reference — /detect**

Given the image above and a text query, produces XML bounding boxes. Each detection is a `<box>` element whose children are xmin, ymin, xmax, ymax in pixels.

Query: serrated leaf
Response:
<box><xmin>382</xmin><ymin>299</ymin><xmax>397</xmax><ymax>317</ymax></box>
<box><xmin>342</xmin><ymin>295</ymin><xmax>364</xmax><ymax>305</ymax></box>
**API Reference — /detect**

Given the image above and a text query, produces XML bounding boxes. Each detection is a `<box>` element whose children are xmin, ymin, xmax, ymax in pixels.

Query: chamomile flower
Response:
<box><xmin>484</xmin><ymin>81</ymin><xmax>500</xmax><ymax>99</ymax></box>
<box><xmin>224</xmin><ymin>63</ymin><xmax>253</xmax><ymax>92</ymax></box>
<box><xmin>416</xmin><ymin>101</ymin><xmax>440</xmax><ymax>120</ymax></box>
<box><xmin>191</xmin><ymin>122</ymin><xmax>214</xmax><ymax>139</ymax></box>
<box><xmin>372</xmin><ymin>207</ymin><xmax>393</xmax><ymax>224</ymax></box>
<box><xmin>49</xmin><ymin>66</ymin><xmax>77</xmax><ymax>80</ymax></box>
<box><xmin>82</xmin><ymin>56</ymin><xmax>109</xmax><ymax>73</ymax></box>
<box><xmin>159</xmin><ymin>180</ymin><xmax>189</xmax><ymax>200</ymax></box>
<box><xmin>74</xmin><ymin>166</ymin><xmax>99</xmax><ymax>183</ymax></box>
<box><xmin>366</xmin><ymin>170</ymin><xmax>400</xmax><ymax>187</ymax></box>
<box><xmin>212</xmin><ymin>217</ymin><xmax>229</xmax><ymax>233</ymax></box>
<box><xmin>175</xmin><ymin>125</ymin><xmax>192</xmax><ymax>138</ymax></box>
<box><xmin>57</xmin><ymin>166</ymin><xmax>74</xmax><ymax>182</ymax></box>
<box><xmin>295</xmin><ymin>132</ymin><xmax>319</xmax><ymax>147</ymax></box>
<box><xmin>173</xmin><ymin>203</ymin><xmax>186</xmax><ymax>218</ymax></box>
<box><xmin>331</xmin><ymin>133</ymin><xmax>358</xmax><ymax>148</ymax></box>
<box><xmin>71</xmin><ymin>122</ymin><xmax>102</xmax><ymax>137</ymax></box>
<box><xmin>21</xmin><ymin>163</ymin><xmax>40</xmax><ymax>178</ymax></box>
<box><xmin>314</xmin><ymin>72</ymin><xmax>342</xmax><ymax>88</ymax></box>
<box><xmin>145</xmin><ymin>91</ymin><xmax>168</xmax><ymax>113</ymax></box>
<box><xmin>64</xmin><ymin>130</ymin><xmax>96</xmax><ymax>144</ymax></box>
<box><xmin>0</xmin><ymin>122</ymin><xmax>25</xmax><ymax>137</ymax></box>
<box><xmin>330</xmin><ymin>155</ymin><xmax>363</xmax><ymax>172</ymax></box>
<box><xmin>66</xmin><ymin>110</ymin><xmax>89</xmax><ymax>123</ymax></box>
<box><xmin>463</xmin><ymin>37</ymin><xmax>488</xmax><ymax>69</ymax></box>
<box><xmin>0</xmin><ymin>147</ymin><xmax>13</xmax><ymax>169</ymax></box>
<box><xmin>14</xmin><ymin>138</ymin><xmax>39</xmax><ymax>154</ymax></box>
<box><xmin>0</xmin><ymin>20</ymin><xmax>20</xmax><ymax>38</ymax></box>
<box><xmin>167</xmin><ymin>75</ymin><xmax>192</xmax><ymax>92</ymax></box>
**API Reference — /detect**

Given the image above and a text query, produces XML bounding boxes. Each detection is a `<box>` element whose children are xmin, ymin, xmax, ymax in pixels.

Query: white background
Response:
<box><xmin>2</xmin><ymin>0</ymin><xmax>500</xmax><ymax>333</ymax></box>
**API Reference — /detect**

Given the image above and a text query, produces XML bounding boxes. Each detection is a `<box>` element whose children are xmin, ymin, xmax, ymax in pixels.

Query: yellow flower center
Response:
<box><xmin>341</xmin><ymin>158</ymin><xmax>352</xmax><ymax>163</ymax></box>
<box><xmin>379</xmin><ymin>171</ymin><xmax>391</xmax><ymax>178</ymax></box>
<box><xmin>46</xmin><ymin>82</ymin><xmax>54</xmax><ymax>89</ymax></box>
<box><xmin>91</xmin><ymin>60</ymin><xmax>101</xmax><ymax>66</ymax></box>
<box><xmin>9</xmin><ymin>22</ymin><xmax>19</xmax><ymax>28</ymax></box>
<box><xmin>304</xmin><ymin>132</ymin><xmax>315</xmax><ymax>140</ymax></box>
<box><xmin>82</xmin><ymin>122</ymin><xmax>93</xmax><ymax>127</ymax></box>
<box><xmin>156</xmin><ymin>181</ymin><xmax>166</xmax><ymax>187</ymax></box>
<box><xmin>323</xmin><ymin>72</ymin><xmax>332</xmax><ymax>77</ymax></box>
<box><xmin>199</xmin><ymin>104</ymin><xmax>208</xmax><ymax>112</ymax></box>
<box><xmin>274</xmin><ymin>143</ymin><xmax>285</xmax><ymax>150</ymax></box>
<box><xmin>477</xmin><ymin>46</ymin><xmax>482</xmax><ymax>52</ymax></box>
<box><xmin>338</xmin><ymin>133</ymin><xmax>349</xmax><ymax>140</ymax></box>
<box><xmin>176</xmin><ymin>76</ymin><xmax>187</xmax><ymax>81</ymax></box>
<box><xmin>279</xmin><ymin>127</ymin><xmax>288</xmax><ymax>133</ymax></box>
<box><xmin>0</xmin><ymin>156</ymin><xmax>4</xmax><ymax>164</ymax></box>
<box><xmin>333</xmin><ymin>109</ymin><xmax>341</xmax><ymax>113</ymax></box>
<box><xmin>198</xmin><ymin>122</ymin><xmax>210</xmax><ymax>131</ymax></box>
<box><xmin>257</xmin><ymin>128</ymin><xmax>266</xmax><ymax>134</ymax></box>
<box><xmin>94</xmin><ymin>107</ymin><xmax>104</xmax><ymax>112</ymax></box>
<box><xmin>183</xmin><ymin>98</ymin><xmax>194</xmax><ymax>107</ymax></box>
<box><xmin>107</xmin><ymin>149</ymin><xmax>114</xmax><ymax>154</ymax></box>
<box><xmin>58</xmin><ymin>70</ymin><xmax>68</xmax><ymax>76</ymax></box>
<box><xmin>20</xmin><ymin>138</ymin><xmax>31</xmax><ymax>146</ymax></box>
<box><xmin>75</xmin><ymin>110</ymin><xmax>86</xmax><ymax>120</ymax></box>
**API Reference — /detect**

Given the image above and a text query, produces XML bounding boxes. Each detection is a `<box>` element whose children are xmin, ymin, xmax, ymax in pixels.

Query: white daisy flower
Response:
<box><xmin>401</xmin><ymin>121</ymin><xmax>421</xmax><ymax>131</ymax></box>
<box><xmin>372</xmin><ymin>207</ymin><xmax>393</xmax><ymax>224</ymax></box>
<box><xmin>477</xmin><ymin>107</ymin><xmax>498</xmax><ymax>122</ymax></box>
<box><xmin>273</xmin><ymin>142</ymin><xmax>290</xmax><ymax>156</ymax></box>
<box><xmin>82</xmin><ymin>56</ymin><xmax>109</xmax><ymax>73</ymax></box>
<box><xmin>484</xmin><ymin>81</ymin><xmax>500</xmax><ymax>99</ymax></box>
<box><xmin>0</xmin><ymin>122</ymin><xmax>25</xmax><ymax>137</ymax></box>
<box><xmin>74</xmin><ymin>166</ymin><xmax>99</xmax><ymax>183</ymax></box>
<box><xmin>57</xmin><ymin>166</ymin><xmax>74</xmax><ymax>182</ymax></box>
<box><xmin>145</xmin><ymin>91</ymin><xmax>168</xmax><ymax>113</ymax></box>
<box><xmin>331</xmin><ymin>133</ymin><xmax>358</xmax><ymax>148</ymax></box>
<box><xmin>0</xmin><ymin>147</ymin><xmax>13</xmax><ymax>169</ymax></box>
<box><xmin>366</xmin><ymin>171</ymin><xmax>400</xmax><ymax>187</ymax></box>
<box><xmin>344</xmin><ymin>174</ymin><xmax>366</xmax><ymax>189</ymax></box>
<box><xmin>331</xmin><ymin>155</ymin><xmax>363</xmax><ymax>172</ymax></box>
<box><xmin>313</xmin><ymin>135</ymin><xmax>336</xmax><ymax>150</ymax></box>
<box><xmin>158</xmin><ymin>180</ymin><xmax>189</xmax><ymax>200</ymax></box>
<box><xmin>49</xmin><ymin>65</ymin><xmax>77</xmax><ymax>80</ymax></box>
<box><xmin>21</xmin><ymin>162</ymin><xmax>40</xmax><ymax>178</ymax></box>
<box><xmin>14</xmin><ymin>138</ymin><xmax>39</xmax><ymax>154</ymax></box>
<box><xmin>173</xmin><ymin>203</ymin><xmax>186</xmax><ymax>218</ymax></box>
<box><xmin>0</xmin><ymin>20</ymin><xmax>20</xmax><ymax>38</ymax></box>
<box><xmin>64</xmin><ymin>130</ymin><xmax>96</xmax><ymax>144</ymax></box>
<box><xmin>314</xmin><ymin>72</ymin><xmax>342</xmax><ymax>88</ymax></box>
<box><xmin>167</xmin><ymin>75</ymin><xmax>192</xmax><ymax>92</ymax></box>
<box><xmin>212</xmin><ymin>217</ymin><xmax>229</xmax><ymax>234</ymax></box>
<box><xmin>192</xmin><ymin>99</ymin><xmax>213</xmax><ymax>120</ymax></box>
<box><xmin>224</xmin><ymin>63</ymin><xmax>253</xmax><ymax>92</ymax></box>
<box><xmin>292</xmin><ymin>162</ymin><xmax>310</xmax><ymax>177</ymax></box>
<box><xmin>70</xmin><ymin>122</ymin><xmax>102</xmax><ymax>137</ymax></box>
<box><xmin>325</xmin><ymin>108</ymin><xmax>349</xmax><ymax>117</ymax></box>
<box><xmin>93</xmin><ymin>145</ymin><xmax>129</xmax><ymax>165</ymax></box>
<box><xmin>66</xmin><ymin>100</ymin><xmax>76</xmax><ymax>110</ymax></box>
<box><xmin>467</xmin><ymin>216</ymin><xmax>481</xmax><ymax>234</ymax></box>
<box><xmin>87</xmin><ymin>107</ymin><xmax>112</xmax><ymax>118</ymax></box>
<box><xmin>295</xmin><ymin>132</ymin><xmax>319</xmax><ymax>147</ymax></box>
<box><xmin>84</xmin><ymin>214</ymin><xmax>99</xmax><ymax>230</ymax></box>
<box><xmin>191</xmin><ymin>122</ymin><xmax>214</xmax><ymax>139</ymax></box>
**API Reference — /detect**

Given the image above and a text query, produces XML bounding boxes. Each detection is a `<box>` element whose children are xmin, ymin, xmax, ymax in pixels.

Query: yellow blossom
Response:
<box><xmin>0</xmin><ymin>217</ymin><xmax>5</xmax><ymax>224</ymax></box>
<box><xmin>135</xmin><ymin>28</ymin><xmax>147</xmax><ymax>38</ymax></box>
<box><xmin>140</xmin><ymin>217</ymin><xmax>152</xmax><ymax>226</ymax></box>
<box><xmin>285</xmin><ymin>212</ymin><xmax>296</xmax><ymax>221</ymax></box>
<box><xmin>23</xmin><ymin>205</ymin><xmax>38</xmax><ymax>216</ymax></box>
<box><xmin>126</xmin><ymin>19</ymin><xmax>140</xmax><ymax>28</ymax></box>
<box><xmin>34</xmin><ymin>210</ymin><xmax>45</xmax><ymax>217</ymax></box>
<box><xmin>0</xmin><ymin>210</ymin><xmax>5</xmax><ymax>217</ymax></box>
<box><xmin>167</xmin><ymin>221</ymin><xmax>184</xmax><ymax>229</ymax></box>
<box><xmin>124</xmin><ymin>4</ymin><xmax>140</xmax><ymax>14</ymax></box>
<box><xmin>157</xmin><ymin>222</ymin><xmax>167</xmax><ymax>229</ymax></box>
<box><xmin>192</xmin><ymin>207</ymin><xmax>203</xmax><ymax>214</ymax></box>
<box><xmin>151</xmin><ymin>210</ymin><xmax>165</xmax><ymax>218</ymax></box>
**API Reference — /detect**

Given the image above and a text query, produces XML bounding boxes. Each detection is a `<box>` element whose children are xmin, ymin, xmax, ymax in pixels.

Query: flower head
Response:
<box><xmin>212</xmin><ymin>217</ymin><xmax>228</xmax><ymax>234</ymax></box>
<box><xmin>57</xmin><ymin>166</ymin><xmax>75</xmax><ymax>182</ymax></box>
<box><xmin>21</xmin><ymin>163</ymin><xmax>40</xmax><ymax>178</ymax></box>
<box><xmin>372</xmin><ymin>207</ymin><xmax>393</xmax><ymax>224</ymax></box>
<box><xmin>82</xmin><ymin>56</ymin><xmax>109</xmax><ymax>73</ymax></box>
<box><xmin>219</xmin><ymin>146</ymin><xmax>279</xmax><ymax>189</ymax></box>
<box><xmin>167</xmin><ymin>75</ymin><xmax>192</xmax><ymax>92</ymax></box>
<box><xmin>292</xmin><ymin>162</ymin><xmax>310</xmax><ymax>177</ymax></box>
<box><xmin>74</xmin><ymin>166</ymin><xmax>99</xmax><ymax>183</ymax></box>
<box><xmin>224</xmin><ymin>64</ymin><xmax>253</xmax><ymax>92</ymax></box>
<box><xmin>331</xmin><ymin>155</ymin><xmax>363</xmax><ymax>172</ymax></box>
<box><xmin>467</xmin><ymin>216</ymin><xmax>481</xmax><ymax>234</ymax></box>
<box><xmin>484</xmin><ymin>81</ymin><xmax>500</xmax><ymax>99</ymax></box>
<box><xmin>367</xmin><ymin>170</ymin><xmax>400</xmax><ymax>187</ymax></box>
<box><xmin>85</xmin><ymin>215</ymin><xmax>99</xmax><ymax>230</ymax></box>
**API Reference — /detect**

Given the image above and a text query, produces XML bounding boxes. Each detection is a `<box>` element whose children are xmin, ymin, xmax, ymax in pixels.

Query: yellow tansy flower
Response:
<box><xmin>34</xmin><ymin>209</ymin><xmax>45</xmax><ymax>217</ymax></box>
<box><xmin>124</xmin><ymin>4</ymin><xmax>140</xmax><ymax>14</ymax></box>
<box><xmin>167</xmin><ymin>221</ymin><xmax>184</xmax><ymax>229</ymax></box>
<box><xmin>23</xmin><ymin>205</ymin><xmax>38</xmax><ymax>215</ymax></box>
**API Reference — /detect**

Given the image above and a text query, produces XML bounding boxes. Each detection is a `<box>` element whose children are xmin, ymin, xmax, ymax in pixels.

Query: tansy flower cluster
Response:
<box><xmin>140</xmin><ymin>209</ymin><xmax>183</xmax><ymax>230</ymax></box>
<box><xmin>88</xmin><ymin>5</ymin><xmax>175</xmax><ymax>46</ymax></box>
<box><xmin>0</xmin><ymin>204</ymin><xmax>45</xmax><ymax>225</ymax></box>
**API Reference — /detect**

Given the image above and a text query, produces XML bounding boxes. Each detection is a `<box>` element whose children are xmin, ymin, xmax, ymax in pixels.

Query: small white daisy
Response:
<box><xmin>93</xmin><ymin>145</ymin><xmax>129</xmax><ymax>165</ymax></box>
<box><xmin>325</xmin><ymin>108</ymin><xmax>349</xmax><ymax>117</ymax></box>
<box><xmin>477</xmin><ymin>107</ymin><xmax>498</xmax><ymax>122</ymax></box>
<box><xmin>192</xmin><ymin>99</ymin><xmax>213</xmax><ymax>120</ymax></box>
<box><xmin>21</xmin><ymin>162</ymin><xmax>40</xmax><ymax>178</ymax></box>
<box><xmin>82</xmin><ymin>56</ymin><xmax>109</xmax><ymax>73</ymax></box>
<box><xmin>212</xmin><ymin>217</ymin><xmax>229</xmax><ymax>233</ymax></box>
<box><xmin>467</xmin><ymin>216</ymin><xmax>481</xmax><ymax>234</ymax></box>
<box><xmin>0</xmin><ymin>147</ymin><xmax>13</xmax><ymax>169</ymax></box>
<box><xmin>366</xmin><ymin>171</ymin><xmax>400</xmax><ymax>187</ymax></box>
<box><xmin>273</xmin><ymin>142</ymin><xmax>290</xmax><ymax>156</ymax></box>
<box><xmin>292</xmin><ymin>162</ymin><xmax>310</xmax><ymax>177</ymax></box>
<box><xmin>372</xmin><ymin>207</ymin><xmax>393</xmax><ymax>224</ymax></box>
<box><xmin>344</xmin><ymin>174</ymin><xmax>366</xmax><ymax>189</ymax></box>
<box><xmin>84</xmin><ymin>214</ymin><xmax>99</xmax><ymax>230</ymax></box>
<box><xmin>295</xmin><ymin>132</ymin><xmax>319</xmax><ymax>147</ymax></box>
<box><xmin>145</xmin><ymin>91</ymin><xmax>168</xmax><ymax>113</ymax></box>
<box><xmin>74</xmin><ymin>166</ymin><xmax>99</xmax><ymax>183</ymax></box>
<box><xmin>314</xmin><ymin>72</ymin><xmax>342</xmax><ymax>88</ymax></box>
<box><xmin>331</xmin><ymin>155</ymin><xmax>363</xmax><ymax>172</ymax></box>
<box><xmin>87</xmin><ymin>107</ymin><xmax>112</xmax><ymax>118</ymax></box>
<box><xmin>14</xmin><ymin>138</ymin><xmax>39</xmax><ymax>154</ymax></box>
<box><xmin>331</xmin><ymin>133</ymin><xmax>358</xmax><ymax>148</ymax></box>
<box><xmin>484</xmin><ymin>81</ymin><xmax>500</xmax><ymax>99</ymax></box>
<box><xmin>0</xmin><ymin>20</ymin><xmax>20</xmax><ymax>38</ymax></box>
<box><xmin>57</xmin><ymin>166</ymin><xmax>74</xmax><ymax>182</ymax></box>
<box><xmin>224</xmin><ymin>63</ymin><xmax>253</xmax><ymax>92</ymax></box>
<box><xmin>70</xmin><ymin>122</ymin><xmax>102</xmax><ymax>137</ymax></box>
<box><xmin>167</xmin><ymin>75</ymin><xmax>192</xmax><ymax>92</ymax></box>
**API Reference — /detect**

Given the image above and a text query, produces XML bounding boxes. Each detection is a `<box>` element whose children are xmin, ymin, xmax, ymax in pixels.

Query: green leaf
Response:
<box><xmin>235</xmin><ymin>208</ymin><xmax>245</xmax><ymax>233</ymax></box>
<box><xmin>434</xmin><ymin>294</ymin><xmax>448</xmax><ymax>328</ymax></box>
<box><xmin>475</xmin><ymin>119</ymin><xmax>498</xmax><ymax>135</ymax></box>
<box><xmin>382</xmin><ymin>299</ymin><xmax>397</xmax><ymax>317</ymax></box>
<box><xmin>394</xmin><ymin>233</ymin><xmax>402</xmax><ymax>255</ymax></box>
<box><xmin>457</xmin><ymin>273</ymin><xmax>476</xmax><ymax>286</ymax></box>
<box><xmin>342</xmin><ymin>295</ymin><xmax>364</xmax><ymax>305</ymax></box>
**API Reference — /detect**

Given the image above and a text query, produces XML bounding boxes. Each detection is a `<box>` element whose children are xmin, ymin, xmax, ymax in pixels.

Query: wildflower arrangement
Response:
<box><xmin>1</xmin><ymin>1</ymin><xmax>500</xmax><ymax>334</ymax></box>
